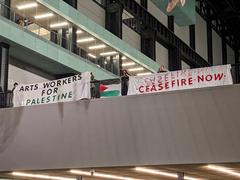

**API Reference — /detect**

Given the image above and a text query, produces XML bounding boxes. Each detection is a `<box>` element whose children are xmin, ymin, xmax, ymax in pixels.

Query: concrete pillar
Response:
<box><xmin>106</xmin><ymin>0</ymin><xmax>123</xmax><ymax>38</ymax></box>
<box><xmin>141</xmin><ymin>27</ymin><xmax>156</xmax><ymax>60</ymax></box>
<box><xmin>0</xmin><ymin>42</ymin><xmax>10</xmax><ymax>92</ymax></box>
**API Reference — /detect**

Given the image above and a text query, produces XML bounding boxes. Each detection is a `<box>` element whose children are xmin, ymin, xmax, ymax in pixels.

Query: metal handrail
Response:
<box><xmin>0</xmin><ymin>78</ymin><xmax>124</xmax><ymax>108</ymax></box>
<box><xmin>1</xmin><ymin>64</ymin><xmax>239</xmax><ymax>108</ymax></box>
<box><xmin>0</xmin><ymin>92</ymin><xmax>13</xmax><ymax>108</ymax></box>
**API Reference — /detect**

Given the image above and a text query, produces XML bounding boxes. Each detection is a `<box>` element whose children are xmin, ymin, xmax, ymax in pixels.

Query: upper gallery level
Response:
<box><xmin>0</xmin><ymin>0</ymin><xmax>160</xmax><ymax>80</ymax></box>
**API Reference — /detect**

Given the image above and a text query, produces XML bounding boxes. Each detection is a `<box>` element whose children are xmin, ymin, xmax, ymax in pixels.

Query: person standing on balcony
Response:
<box><xmin>11</xmin><ymin>82</ymin><xmax>18</xmax><ymax>92</ymax></box>
<box><xmin>90</xmin><ymin>72</ymin><xmax>96</xmax><ymax>98</ymax></box>
<box><xmin>121</xmin><ymin>69</ymin><xmax>130</xmax><ymax>96</ymax></box>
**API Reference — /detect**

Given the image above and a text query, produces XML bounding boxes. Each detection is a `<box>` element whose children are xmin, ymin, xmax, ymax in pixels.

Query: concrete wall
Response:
<box><xmin>148</xmin><ymin>0</ymin><xmax>168</xmax><ymax>26</ymax></box>
<box><xmin>212</xmin><ymin>30</ymin><xmax>222</xmax><ymax>65</ymax></box>
<box><xmin>146</xmin><ymin>1</ymin><xmax>210</xmax><ymax>65</ymax></box>
<box><xmin>182</xmin><ymin>61</ymin><xmax>190</xmax><ymax>69</ymax></box>
<box><xmin>156</xmin><ymin>42</ymin><xmax>168</xmax><ymax>68</ymax></box>
<box><xmin>135</xmin><ymin>0</ymin><xmax>141</xmax><ymax>5</ymax></box>
<box><xmin>227</xmin><ymin>45</ymin><xmax>235</xmax><ymax>65</ymax></box>
<box><xmin>175</xmin><ymin>24</ymin><xmax>189</xmax><ymax>45</ymax></box>
<box><xmin>227</xmin><ymin>45</ymin><xmax>235</xmax><ymax>81</ymax></box>
<box><xmin>195</xmin><ymin>14</ymin><xmax>208</xmax><ymax>61</ymax></box>
<box><xmin>77</xmin><ymin>0</ymin><xmax>105</xmax><ymax>27</ymax></box>
<box><xmin>122</xmin><ymin>23</ymin><xmax>141</xmax><ymax>50</ymax></box>
<box><xmin>8</xmin><ymin>64</ymin><xmax>48</xmax><ymax>89</ymax></box>
<box><xmin>0</xmin><ymin>85</ymin><xmax>240</xmax><ymax>171</ymax></box>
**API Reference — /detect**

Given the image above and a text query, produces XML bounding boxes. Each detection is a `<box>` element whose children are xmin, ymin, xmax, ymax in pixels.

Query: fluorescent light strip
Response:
<box><xmin>17</xmin><ymin>2</ymin><xmax>38</xmax><ymax>10</ymax></box>
<box><xmin>88</xmin><ymin>53</ymin><xmax>96</xmax><ymax>59</ymax></box>
<box><xmin>128</xmin><ymin>67</ymin><xmax>144</xmax><ymax>72</ymax></box>
<box><xmin>121</xmin><ymin>56</ymin><xmax>127</xmax><ymax>60</ymax></box>
<box><xmin>12</xmin><ymin>172</ymin><xmax>75</xmax><ymax>180</ymax></box>
<box><xmin>50</xmin><ymin>22</ymin><xmax>68</xmax><ymax>28</ymax></box>
<box><xmin>122</xmin><ymin>62</ymin><xmax>136</xmax><ymax>67</ymax></box>
<box><xmin>70</xmin><ymin>170</ymin><xmax>137</xmax><ymax>180</ymax></box>
<box><xmin>136</xmin><ymin>168</ymin><xmax>177</xmax><ymax>178</ymax></box>
<box><xmin>77</xmin><ymin>37</ymin><xmax>95</xmax><ymax>43</ymax></box>
<box><xmin>135</xmin><ymin>167</ymin><xmax>199</xmax><ymax>180</ymax></box>
<box><xmin>89</xmin><ymin>44</ymin><xmax>106</xmax><ymax>50</ymax></box>
<box><xmin>34</xmin><ymin>13</ymin><xmax>54</xmax><ymax>19</ymax></box>
<box><xmin>137</xmin><ymin>72</ymin><xmax>152</xmax><ymax>76</ymax></box>
<box><xmin>76</xmin><ymin>30</ymin><xmax>83</xmax><ymax>34</ymax></box>
<box><xmin>100</xmin><ymin>51</ymin><xmax>118</xmax><ymax>56</ymax></box>
<box><xmin>206</xmin><ymin>165</ymin><xmax>240</xmax><ymax>178</ymax></box>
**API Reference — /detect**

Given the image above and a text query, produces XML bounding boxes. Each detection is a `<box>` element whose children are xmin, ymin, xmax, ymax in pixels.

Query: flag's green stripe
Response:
<box><xmin>100</xmin><ymin>90</ymin><xmax>120</xmax><ymax>97</ymax></box>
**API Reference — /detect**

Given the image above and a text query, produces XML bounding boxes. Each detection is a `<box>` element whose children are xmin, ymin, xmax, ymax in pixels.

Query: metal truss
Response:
<box><xmin>102</xmin><ymin>0</ymin><xmax>209</xmax><ymax>67</ymax></box>
<box><xmin>196</xmin><ymin>0</ymin><xmax>238</xmax><ymax>49</ymax></box>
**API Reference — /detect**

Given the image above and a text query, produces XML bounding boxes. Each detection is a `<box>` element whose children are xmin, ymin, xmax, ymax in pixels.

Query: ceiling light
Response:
<box><xmin>70</xmin><ymin>170</ymin><xmax>91</xmax><ymax>176</ymax></box>
<box><xmin>12</xmin><ymin>172</ymin><xmax>75</xmax><ymax>180</ymax></box>
<box><xmin>128</xmin><ymin>67</ymin><xmax>144</xmax><ymax>72</ymax></box>
<box><xmin>76</xmin><ymin>30</ymin><xmax>83</xmax><ymax>34</ymax></box>
<box><xmin>88</xmin><ymin>53</ymin><xmax>96</xmax><ymax>59</ymax></box>
<box><xmin>70</xmin><ymin>170</ymin><xmax>137</xmax><ymax>180</ymax></box>
<box><xmin>121</xmin><ymin>56</ymin><xmax>127</xmax><ymax>60</ymax></box>
<box><xmin>206</xmin><ymin>165</ymin><xmax>240</xmax><ymax>178</ymax></box>
<box><xmin>136</xmin><ymin>167</ymin><xmax>177</xmax><ymax>178</ymax></box>
<box><xmin>77</xmin><ymin>37</ymin><xmax>95</xmax><ymax>43</ymax></box>
<box><xmin>137</xmin><ymin>72</ymin><xmax>152</xmax><ymax>76</ymax></box>
<box><xmin>135</xmin><ymin>167</ymin><xmax>199</xmax><ymax>180</ymax></box>
<box><xmin>104</xmin><ymin>61</ymin><xmax>108</xmax><ymax>64</ymax></box>
<box><xmin>100</xmin><ymin>51</ymin><xmax>118</xmax><ymax>56</ymax></box>
<box><xmin>50</xmin><ymin>22</ymin><xmax>68</xmax><ymax>28</ymax></box>
<box><xmin>17</xmin><ymin>2</ymin><xmax>38</xmax><ymax>10</ymax></box>
<box><xmin>34</xmin><ymin>13</ymin><xmax>54</xmax><ymax>19</ymax></box>
<box><xmin>88</xmin><ymin>44</ymin><xmax>106</xmax><ymax>50</ymax></box>
<box><xmin>122</xmin><ymin>62</ymin><xmax>136</xmax><ymax>67</ymax></box>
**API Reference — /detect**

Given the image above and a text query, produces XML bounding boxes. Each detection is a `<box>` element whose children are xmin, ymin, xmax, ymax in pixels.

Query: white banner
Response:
<box><xmin>128</xmin><ymin>65</ymin><xmax>233</xmax><ymax>95</ymax></box>
<box><xmin>13</xmin><ymin>72</ymin><xmax>91</xmax><ymax>107</ymax></box>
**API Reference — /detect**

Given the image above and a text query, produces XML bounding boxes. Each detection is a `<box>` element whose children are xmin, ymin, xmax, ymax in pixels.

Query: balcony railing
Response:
<box><xmin>0</xmin><ymin>64</ymin><xmax>239</xmax><ymax>109</ymax></box>
<box><xmin>0</xmin><ymin>1</ymin><xmax>121</xmax><ymax>76</ymax></box>
<box><xmin>0</xmin><ymin>78</ymin><xmax>123</xmax><ymax>108</ymax></box>
<box><xmin>0</xmin><ymin>92</ymin><xmax>13</xmax><ymax>108</ymax></box>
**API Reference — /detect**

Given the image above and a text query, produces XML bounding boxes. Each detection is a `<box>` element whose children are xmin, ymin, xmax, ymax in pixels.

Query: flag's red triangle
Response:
<box><xmin>99</xmin><ymin>84</ymin><xmax>108</xmax><ymax>92</ymax></box>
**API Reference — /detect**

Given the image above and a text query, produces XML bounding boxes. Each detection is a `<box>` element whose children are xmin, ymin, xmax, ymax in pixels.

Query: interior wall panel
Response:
<box><xmin>227</xmin><ymin>45</ymin><xmax>235</xmax><ymax>82</ymax></box>
<box><xmin>148</xmin><ymin>0</ymin><xmax>168</xmax><ymax>26</ymax></box>
<box><xmin>195</xmin><ymin>14</ymin><xmax>208</xmax><ymax>61</ymax></box>
<box><xmin>122</xmin><ymin>23</ymin><xmax>141</xmax><ymax>50</ymax></box>
<box><xmin>8</xmin><ymin>64</ymin><xmax>48</xmax><ymax>89</ymax></box>
<box><xmin>182</xmin><ymin>61</ymin><xmax>190</xmax><ymax>70</ymax></box>
<box><xmin>155</xmin><ymin>42</ymin><xmax>168</xmax><ymax>68</ymax></box>
<box><xmin>212</xmin><ymin>30</ymin><xmax>222</xmax><ymax>65</ymax></box>
<box><xmin>78</xmin><ymin>0</ymin><xmax>105</xmax><ymax>27</ymax></box>
<box><xmin>175</xmin><ymin>24</ymin><xmax>189</xmax><ymax>45</ymax></box>
<box><xmin>0</xmin><ymin>85</ymin><xmax>240</xmax><ymax>171</ymax></box>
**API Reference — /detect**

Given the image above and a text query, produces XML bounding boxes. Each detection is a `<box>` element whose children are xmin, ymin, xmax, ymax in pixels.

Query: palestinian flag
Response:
<box><xmin>99</xmin><ymin>83</ymin><xmax>121</xmax><ymax>98</ymax></box>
